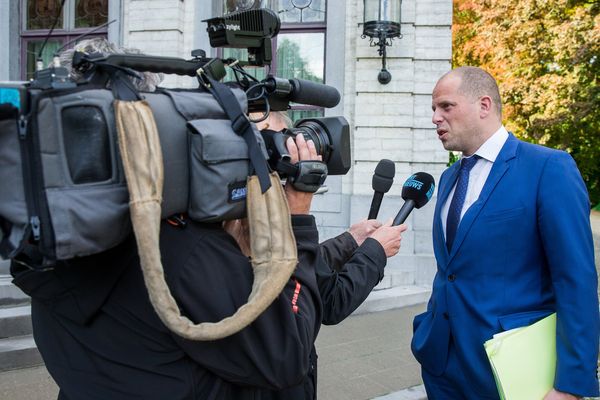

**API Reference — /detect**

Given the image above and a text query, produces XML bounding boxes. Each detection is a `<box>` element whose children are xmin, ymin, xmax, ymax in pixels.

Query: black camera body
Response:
<box><xmin>261</xmin><ymin>117</ymin><xmax>351</xmax><ymax>177</ymax></box>
<box><xmin>66</xmin><ymin>8</ymin><xmax>350</xmax><ymax>181</ymax></box>
<box><xmin>202</xmin><ymin>9</ymin><xmax>350</xmax><ymax>182</ymax></box>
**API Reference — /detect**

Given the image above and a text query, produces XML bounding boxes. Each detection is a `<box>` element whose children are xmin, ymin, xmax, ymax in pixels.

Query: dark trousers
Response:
<box><xmin>421</xmin><ymin>338</ymin><xmax>499</xmax><ymax>400</ymax></box>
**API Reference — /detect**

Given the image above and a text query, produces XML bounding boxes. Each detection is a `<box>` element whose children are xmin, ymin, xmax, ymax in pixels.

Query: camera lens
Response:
<box><xmin>284</xmin><ymin>121</ymin><xmax>332</xmax><ymax>162</ymax></box>
<box><xmin>264</xmin><ymin>116</ymin><xmax>350</xmax><ymax>176</ymax></box>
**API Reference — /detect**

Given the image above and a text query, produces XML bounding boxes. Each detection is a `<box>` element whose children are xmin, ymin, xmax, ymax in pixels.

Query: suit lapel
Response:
<box><xmin>447</xmin><ymin>135</ymin><xmax>519</xmax><ymax>264</ymax></box>
<box><xmin>433</xmin><ymin>162</ymin><xmax>461</xmax><ymax>269</ymax></box>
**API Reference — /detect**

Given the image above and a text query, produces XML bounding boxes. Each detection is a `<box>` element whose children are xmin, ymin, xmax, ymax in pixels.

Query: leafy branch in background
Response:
<box><xmin>453</xmin><ymin>0</ymin><xmax>600</xmax><ymax>206</ymax></box>
<box><xmin>448</xmin><ymin>151</ymin><xmax>460</xmax><ymax>167</ymax></box>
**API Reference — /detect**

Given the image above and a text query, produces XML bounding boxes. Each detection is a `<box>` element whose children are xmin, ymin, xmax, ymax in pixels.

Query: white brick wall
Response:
<box><xmin>415</xmin><ymin>0</ymin><xmax>453</xmax><ymax>26</ymax></box>
<box><xmin>414</xmin><ymin>26</ymin><xmax>452</xmax><ymax>60</ymax></box>
<box><xmin>345</xmin><ymin>0</ymin><xmax>452</xmax><ymax>285</ymax></box>
<box><xmin>414</xmin><ymin>60</ymin><xmax>452</xmax><ymax>94</ymax></box>
<box><xmin>122</xmin><ymin>0</ymin><xmax>196</xmax><ymax>88</ymax></box>
<box><xmin>355</xmin><ymin>58</ymin><xmax>415</xmax><ymax>93</ymax></box>
<box><xmin>355</xmin><ymin>93</ymin><xmax>414</xmax><ymax>128</ymax></box>
<box><xmin>0</xmin><ymin>1</ymin><xmax>9</xmax><ymax>80</ymax></box>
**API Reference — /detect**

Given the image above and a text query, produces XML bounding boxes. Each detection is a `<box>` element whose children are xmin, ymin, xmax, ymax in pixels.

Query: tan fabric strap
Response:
<box><xmin>114</xmin><ymin>100</ymin><xmax>298</xmax><ymax>341</ymax></box>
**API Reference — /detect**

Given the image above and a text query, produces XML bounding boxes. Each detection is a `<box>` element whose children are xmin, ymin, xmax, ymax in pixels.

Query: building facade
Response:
<box><xmin>0</xmin><ymin>0</ymin><xmax>452</xmax><ymax>292</ymax></box>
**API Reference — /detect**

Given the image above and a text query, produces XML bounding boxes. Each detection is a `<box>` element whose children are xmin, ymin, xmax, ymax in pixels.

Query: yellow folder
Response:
<box><xmin>484</xmin><ymin>313</ymin><xmax>556</xmax><ymax>400</ymax></box>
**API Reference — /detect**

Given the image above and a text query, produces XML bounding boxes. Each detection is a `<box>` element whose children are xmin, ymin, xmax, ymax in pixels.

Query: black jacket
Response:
<box><xmin>319</xmin><ymin>231</ymin><xmax>358</xmax><ymax>272</ymax></box>
<box><xmin>269</xmin><ymin>232</ymin><xmax>387</xmax><ymax>400</ymax></box>
<box><xmin>12</xmin><ymin>216</ymin><xmax>322</xmax><ymax>400</ymax></box>
<box><xmin>318</xmin><ymin>235</ymin><xmax>387</xmax><ymax>325</ymax></box>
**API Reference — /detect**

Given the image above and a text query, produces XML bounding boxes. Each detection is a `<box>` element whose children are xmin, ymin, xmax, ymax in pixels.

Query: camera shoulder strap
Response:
<box><xmin>200</xmin><ymin>73</ymin><xmax>271</xmax><ymax>193</ymax></box>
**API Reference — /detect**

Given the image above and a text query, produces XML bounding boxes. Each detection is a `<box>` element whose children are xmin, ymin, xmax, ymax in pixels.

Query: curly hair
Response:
<box><xmin>57</xmin><ymin>37</ymin><xmax>164</xmax><ymax>92</ymax></box>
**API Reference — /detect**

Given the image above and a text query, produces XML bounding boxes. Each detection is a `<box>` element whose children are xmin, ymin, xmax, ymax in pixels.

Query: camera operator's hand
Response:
<box><xmin>370</xmin><ymin>220</ymin><xmax>407</xmax><ymax>258</ymax></box>
<box><xmin>285</xmin><ymin>134</ymin><xmax>321</xmax><ymax>215</ymax></box>
<box><xmin>223</xmin><ymin>218</ymin><xmax>251</xmax><ymax>257</ymax></box>
<box><xmin>348</xmin><ymin>219</ymin><xmax>382</xmax><ymax>246</ymax></box>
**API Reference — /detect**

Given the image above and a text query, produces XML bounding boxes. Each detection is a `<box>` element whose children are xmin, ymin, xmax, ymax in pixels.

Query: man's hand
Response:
<box><xmin>369</xmin><ymin>221</ymin><xmax>407</xmax><ymax>258</ymax></box>
<box><xmin>284</xmin><ymin>134</ymin><xmax>321</xmax><ymax>215</ymax></box>
<box><xmin>223</xmin><ymin>218</ymin><xmax>251</xmax><ymax>257</ymax></box>
<box><xmin>543</xmin><ymin>389</ymin><xmax>581</xmax><ymax>400</ymax></box>
<box><xmin>348</xmin><ymin>219</ymin><xmax>382</xmax><ymax>246</ymax></box>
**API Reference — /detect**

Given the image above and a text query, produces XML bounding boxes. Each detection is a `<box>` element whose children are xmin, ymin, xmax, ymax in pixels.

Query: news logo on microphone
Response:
<box><xmin>403</xmin><ymin>174</ymin><xmax>435</xmax><ymax>201</ymax></box>
<box><xmin>393</xmin><ymin>172</ymin><xmax>436</xmax><ymax>226</ymax></box>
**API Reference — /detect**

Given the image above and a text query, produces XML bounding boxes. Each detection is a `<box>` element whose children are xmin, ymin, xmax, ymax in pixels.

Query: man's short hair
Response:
<box><xmin>450</xmin><ymin>66</ymin><xmax>502</xmax><ymax>118</ymax></box>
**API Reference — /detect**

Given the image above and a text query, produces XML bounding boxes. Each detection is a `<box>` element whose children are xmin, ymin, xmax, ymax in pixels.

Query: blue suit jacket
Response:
<box><xmin>411</xmin><ymin>134</ymin><xmax>599</xmax><ymax>398</ymax></box>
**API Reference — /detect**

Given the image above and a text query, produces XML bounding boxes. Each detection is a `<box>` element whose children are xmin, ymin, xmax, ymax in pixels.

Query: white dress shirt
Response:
<box><xmin>441</xmin><ymin>126</ymin><xmax>509</xmax><ymax>236</ymax></box>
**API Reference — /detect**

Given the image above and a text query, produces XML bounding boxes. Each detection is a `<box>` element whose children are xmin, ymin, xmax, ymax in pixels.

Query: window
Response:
<box><xmin>21</xmin><ymin>0</ymin><xmax>109</xmax><ymax>80</ymax></box>
<box><xmin>221</xmin><ymin>0</ymin><xmax>327</xmax><ymax>122</ymax></box>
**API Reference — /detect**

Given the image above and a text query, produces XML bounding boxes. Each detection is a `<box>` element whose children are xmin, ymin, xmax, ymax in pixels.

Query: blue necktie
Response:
<box><xmin>446</xmin><ymin>155</ymin><xmax>479</xmax><ymax>251</ymax></box>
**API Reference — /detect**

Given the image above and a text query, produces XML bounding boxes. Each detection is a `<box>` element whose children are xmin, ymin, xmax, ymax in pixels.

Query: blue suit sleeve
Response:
<box><xmin>537</xmin><ymin>151</ymin><xmax>599</xmax><ymax>396</ymax></box>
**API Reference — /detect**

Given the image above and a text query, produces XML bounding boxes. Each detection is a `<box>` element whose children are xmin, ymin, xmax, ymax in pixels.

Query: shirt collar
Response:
<box><xmin>473</xmin><ymin>126</ymin><xmax>509</xmax><ymax>163</ymax></box>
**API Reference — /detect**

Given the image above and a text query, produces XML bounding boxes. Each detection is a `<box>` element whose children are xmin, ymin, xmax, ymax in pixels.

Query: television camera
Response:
<box><xmin>72</xmin><ymin>8</ymin><xmax>350</xmax><ymax>180</ymax></box>
<box><xmin>0</xmin><ymin>7</ymin><xmax>350</xmax><ymax>266</ymax></box>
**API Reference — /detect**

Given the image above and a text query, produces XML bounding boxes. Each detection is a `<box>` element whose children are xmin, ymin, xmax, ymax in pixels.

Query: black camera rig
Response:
<box><xmin>0</xmin><ymin>7</ymin><xmax>351</xmax><ymax>266</ymax></box>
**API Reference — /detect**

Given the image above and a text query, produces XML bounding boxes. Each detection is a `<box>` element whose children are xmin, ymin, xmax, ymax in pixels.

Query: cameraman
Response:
<box><xmin>232</xmin><ymin>111</ymin><xmax>405</xmax><ymax>399</ymax></box>
<box><xmin>252</xmin><ymin>111</ymin><xmax>407</xmax><ymax>324</ymax></box>
<box><xmin>11</xmin><ymin>132</ymin><xmax>324</xmax><ymax>399</ymax></box>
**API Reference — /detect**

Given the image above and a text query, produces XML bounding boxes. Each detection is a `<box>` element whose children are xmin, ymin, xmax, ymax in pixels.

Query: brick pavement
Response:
<box><xmin>0</xmin><ymin>304</ymin><xmax>426</xmax><ymax>400</ymax></box>
<box><xmin>0</xmin><ymin>212</ymin><xmax>597</xmax><ymax>400</ymax></box>
<box><xmin>316</xmin><ymin>304</ymin><xmax>426</xmax><ymax>400</ymax></box>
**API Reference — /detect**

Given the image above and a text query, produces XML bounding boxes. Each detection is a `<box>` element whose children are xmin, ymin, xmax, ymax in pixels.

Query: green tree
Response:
<box><xmin>453</xmin><ymin>0</ymin><xmax>600</xmax><ymax>205</ymax></box>
<box><xmin>276</xmin><ymin>38</ymin><xmax>322</xmax><ymax>83</ymax></box>
<box><xmin>276</xmin><ymin>38</ymin><xmax>325</xmax><ymax>122</ymax></box>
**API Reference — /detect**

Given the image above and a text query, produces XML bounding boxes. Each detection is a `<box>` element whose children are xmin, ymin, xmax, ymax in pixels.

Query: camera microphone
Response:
<box><xmin>263</xmin><ymin>76</ymin><xmax>341</xmax><ymax>109</ymax></box>
<box><xmin>288</xmin><ymin>78</ymin><xmax>340</xmax><ymax>108</ymax></box>
<box><xmin>392</xmin><ymin>172</ymin><xmax>435</xmax><ymax>226</ymax></box>
<box><xmin>368</xmin><ymin>159</ymin><xmax>395</xmax><ymax>220</ymax></box>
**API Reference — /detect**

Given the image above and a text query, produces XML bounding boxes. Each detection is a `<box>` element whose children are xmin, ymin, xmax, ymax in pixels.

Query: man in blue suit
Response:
<box><xmin>411</xmin><ymin>66</ymin><xmax>599</xmax><ymax>399</ymax></box>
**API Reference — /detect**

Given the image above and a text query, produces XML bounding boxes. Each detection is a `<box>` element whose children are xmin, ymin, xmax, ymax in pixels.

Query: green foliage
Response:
<box><xmin>448</xmin><ymin>151</ymin><xmax>460</xmax><ymax>167</ymax></box>
<box><xmin>276</xmin><ymin>39</ymin><xmax>322</xmax><ymax>83</ymax></box>
<box><xmin>453</xmin><ymin>0</ymin><xmax>600</xmax><ymax>204</ymax></box>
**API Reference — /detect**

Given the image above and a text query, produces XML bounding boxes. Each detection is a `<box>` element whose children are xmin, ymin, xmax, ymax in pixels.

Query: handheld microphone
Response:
<box><xmin>368</xmin><ymin>159</ymin><xmax>395</xmax><ymax>220</ymax></box>
<box><xmin>392</xmin><ymin>172</ymin><xmax>435</xmax><ymax>226</ymax></box>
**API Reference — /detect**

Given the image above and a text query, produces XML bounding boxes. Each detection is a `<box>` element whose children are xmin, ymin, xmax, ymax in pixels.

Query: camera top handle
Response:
<box><xmin>74</xmin><ymin>53</ymin><xmax>228</xmax><ymax>82</ymax></box>
<box><xmin>102</xmin><ymin>54</ymin><xmax>209</xmax><ymax>76</ymax></box>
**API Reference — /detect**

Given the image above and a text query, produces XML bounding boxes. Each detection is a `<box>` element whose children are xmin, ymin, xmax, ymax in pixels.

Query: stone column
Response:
<box><xmin>121</xmin><ymin>0</ymin><xmax>200</xmax><ymax>88</ymax></box>
<box><xmin>312</xmin><ymin>0</ymin><xmax>453</xmax><ymax>289</ymax></box>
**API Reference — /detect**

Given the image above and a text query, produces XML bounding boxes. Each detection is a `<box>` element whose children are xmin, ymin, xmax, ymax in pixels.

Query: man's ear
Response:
<box><xmin>479</xmin><ymin>96</ymin><xmax>493</xmax><ymax>118</ymax></box>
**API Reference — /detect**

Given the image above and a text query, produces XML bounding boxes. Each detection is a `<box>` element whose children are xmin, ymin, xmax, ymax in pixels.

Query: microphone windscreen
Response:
<box><xmin>401</xmin><ymin>172</ymin><xmax>435</xmax><ymax>208</ymax></box>
<box><xmin>372</xmin><ymin>159</ymin><xmax>395</xmax><ymax>193</ymax></box>
<box><xmin>289</xmin><ymin>78</ymin><xmax>341</xmax><ymax>109</ymax></box>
